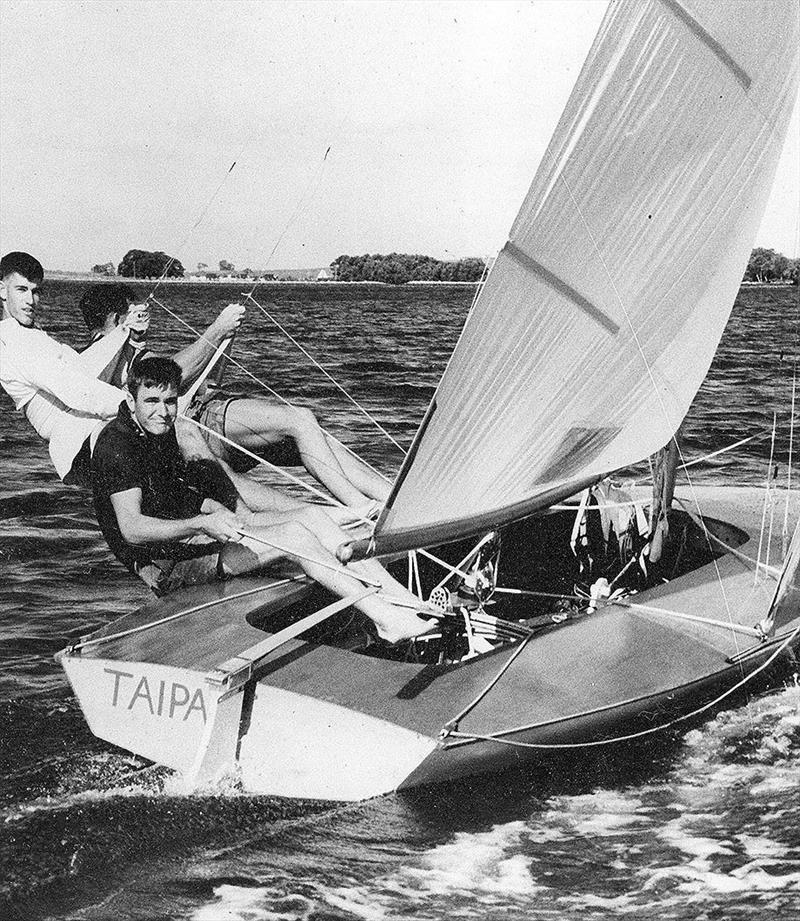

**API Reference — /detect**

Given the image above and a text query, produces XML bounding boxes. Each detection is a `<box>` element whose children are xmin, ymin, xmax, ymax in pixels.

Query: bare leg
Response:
<box><xmin>221</xmin><ymin>461</ymin><xmax>361</xmax><ymax>528</ymax></box>
<box><xmin>324</xmin><ymin>434</ymin><xmax>391</xmax><ymax>502</ymax></box>
<box><xmin>222</xmin><ymin>399</ymin><xmax>374</xmax><ymax>507</ymax></box>
<box><xmin>175</xmin><ymin>416</ymin><xmax>217</xmax><ymax>461</ymax></box>
<box><xmin>223</xmin><ymin>520</ymin><xmax>431</xmax><ymax>642</ymax></box>
<box><xmin>222</xmin><ymin>463</ymin><xmax>308</xmax><ymax>514</ymax></box>
<box><xmin>242</xmin><ymin>505</ymin><xmax>430</xmax><ymax>636</ymax></box>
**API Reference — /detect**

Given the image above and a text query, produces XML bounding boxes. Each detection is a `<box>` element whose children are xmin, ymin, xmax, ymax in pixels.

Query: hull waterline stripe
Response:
<box><xmin>503</xmin><ymin>242</ymin><xmax>620</xmax><ymax>335</ymax></box>
<box><xmin>660</xmin><ymin>0</ymin><xmax>752</xmax><ymax>91</ymax></box>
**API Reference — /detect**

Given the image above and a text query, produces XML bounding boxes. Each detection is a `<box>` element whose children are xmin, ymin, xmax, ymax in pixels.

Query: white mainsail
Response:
<box><xmin>370</xmin><ymin>0</ymin><xmax>799</xmax><ymax>555</ymax></box>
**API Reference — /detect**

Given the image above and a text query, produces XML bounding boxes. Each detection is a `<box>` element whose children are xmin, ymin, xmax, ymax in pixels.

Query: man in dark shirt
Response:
<box><xmin>91</xmin><ymin>356</ymin><xmax>433</xmax><ymax>642</ymax></box>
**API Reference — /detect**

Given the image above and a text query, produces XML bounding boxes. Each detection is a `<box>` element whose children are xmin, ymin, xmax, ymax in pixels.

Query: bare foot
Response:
<box><xmin>375</xmin><ymin>612</ymin><xmax>438</xmax><ymax>644</ymax></box>
<box><xmin>336</xmin><ymin>541</ymin><xmax>354</xmax><ymax>564</ymax></box>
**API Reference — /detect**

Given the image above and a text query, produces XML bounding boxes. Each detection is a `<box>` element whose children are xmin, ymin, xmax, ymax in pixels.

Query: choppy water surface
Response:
<box><xmin>1</xmin><ymin>282</ymin><xmax>799</xmax><ymax>920</ymax></box>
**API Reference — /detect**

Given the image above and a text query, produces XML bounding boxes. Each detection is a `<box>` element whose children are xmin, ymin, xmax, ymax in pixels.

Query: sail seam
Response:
<box><xmin>503</xmin><ymin>242</ymin><xmax>620</xmax><ymax>335</ymax></box>
<box><xmin>659</xmin><ymin>0</ymin><xmax>751</xmax><ymax>90</ymax></box>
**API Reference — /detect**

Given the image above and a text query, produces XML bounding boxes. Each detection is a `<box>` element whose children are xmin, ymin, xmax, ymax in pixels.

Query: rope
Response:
<box><xmin>680</xmin><ymin>433</ymin><xmax>765</xmax><ymax>470</ymax></box>
<box><xmin>623</xmin><ymin>433</ymin><xmax>766</xmax><ymax>488</ymax></box>
<box><xmin>783</xmin><ymin>350</ymin><xmax>798</xmax><ymax>554</ymax></box>
<box><xmin>429</xmin><ymin>532</ymin><xmax>496</xmax><ymax>593</ymax></box>
<box><xmin>244</xmin><ymin>292</ymin><xmax>406</xmax><ymax>452</ymax></box>
<box><xmin>674</xmin><ymin>499</ymin><xmax>781</xmax><ymax>579</ymax></box>
<box><xmin>177</xmin><ymin>337</ymin><xmax>232</xmax><ymax>413</ymax></box>
<box><xmin>784</xmin><ymin>227</ymin><xmax>800</xmax><ymax>553</ymax></box>
<box><xmin>551</xmin><ymin>154</ymin><xmax>742</xmax><ymax>664</ymax></box>
<box><xmin>144</xmin><ymin>149</ymin><xmax>252</xmax><ymax>304</ymax></box>
<box><xmin>441</xmin><ymin>618</ymin><xmax>800</xmax><ymax>750</ymax></box>
<box><xmin>181</xmin><ymin>413</ymin><xmax>347</xmax><ymax>511</ymax></box>
<box><xmin>411</xmin><ymin>550</ymin><xmax>423</xmax><ymax>598</ymax></box>
<box><xmin>236</xmin><ymin>528</ymin><xmax>382</xmax><ymax>588</ymax></box>
<box><xmin>243</xmin><ymin>145</ymin><xmax>333</xmax><ymax>305</ymax></box>
<box><xmin>441</xmin><ymin>631</ymin><xmax>536</xmax><ymax>736</ymax></box>
<box><xmin>148</xmin><ymin>293</ymin><xmax>389</xmax><ymax>483</ymax></box>
<box><xmin>551</xmin><ymin>498</ymin><xmax>651</xmax><ymax>510</ymax></box>
<box><xmin>611</xmin><ymin>598</ymin><xmax>762</xmax><ymax>638</ymax></box>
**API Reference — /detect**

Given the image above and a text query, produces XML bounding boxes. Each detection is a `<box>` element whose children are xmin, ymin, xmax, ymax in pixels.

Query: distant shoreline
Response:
<box><xmin>45</xmin><ymin>272</ymin><xmax>796</xmax><ymax>290</ymax></box>
<box><xmin>45</xmin><ymin>273</ymin><xmax>480</xmax><ymax>286</ymax></box>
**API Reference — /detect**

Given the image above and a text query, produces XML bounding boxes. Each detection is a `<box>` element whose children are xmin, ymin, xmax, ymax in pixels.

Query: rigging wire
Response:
<box><xmin>783</xmin><ymin>351</ymin><xmax>798</xmax><ymax>555</ymax></box>
<box><xmin>143</xmin><ymin>135</ymin><xmax>257</xmax><ymax>305</ymax></box>
<box><xmin>143</xmin><ymin>140</ymin><xmax>395</xmax><ymax>482</ymax></box>
<box><xmin>148</xmin><ymin>293</ymin><xmax>387</xmax><ymax>496</ymax></box>
<box><xmin>550</xmin><ymin>158</ymin><xmax>747</xmax><ymax>675</ymax></box>
<box><xmin>441</xmin><ymin>618</ymin><xmax>800</xmax><ymax>751</ymax></box>
<box><xmin>755</xmin><ymin>412</ymin><xmax>778</xmax><ymax>584</ymax></box>
<box><xmin>243</xmin><ymin>145</ymin><xmax>332</xmax><ymax>305</ymax></box>
<box><xmin>782</xmin><ymin>206</ymin><xmax>800</xmax><ymax>553</ymax></box>
<box><xmin>236</xmin><ymin>139</ymin><xmax>406</xmax><ymax>455</ymax></box>
<box><xmin>183</xmin><ymin>413</ymin><xmax>346</xmax><ymax>510</ymax></box>
<box><xmin>244</xmin><ymin>291</ymin><xmax>406</xmax><ymax>452</ymax></box>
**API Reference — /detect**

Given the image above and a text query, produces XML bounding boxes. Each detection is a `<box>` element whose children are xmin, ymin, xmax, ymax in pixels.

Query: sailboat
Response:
<box><xmin>57</xmin><ymin>0</ymin><xmax>800</xmax><ymax>801</ymax></box>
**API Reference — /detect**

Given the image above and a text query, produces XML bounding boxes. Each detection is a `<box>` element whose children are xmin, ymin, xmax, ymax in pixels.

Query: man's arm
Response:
<box><xmin>172</xmin><ymin>304</ymin><xmax>245</xmax><ymax>391</ymax></box>
<box><xmin>81</xmin><ymin>305</ymin><xmax>151</xmax><ymax>386</ymax></box>
<box><xmin>76</xmin><ymin>324</ymin><xmax>131</xmax><ymax>377</ymax></box>
<box><xmin>110</xmin><ymin>487</ymin><xmax>244</xmax><ymax>545</ymax></box>
<box><xmin>0</xmin><ymin>327</ymin><xmax>124</xmax><ymax>418</ymax></box>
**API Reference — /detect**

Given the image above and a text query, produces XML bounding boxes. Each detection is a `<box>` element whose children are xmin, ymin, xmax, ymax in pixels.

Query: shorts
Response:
<box><xmin>63</xmin><ymin>436</ymin><xmax>92</xmax><ymax>487</ymax></box>
<box><xmin>188</xmin><ymin>391</ymin><xmax>303</xmax><ymax>473</ymax></box>
<box><xmin>135</xmin><ymin>534</ymin><xmax>274</xmax><ymax>596</ymax></box>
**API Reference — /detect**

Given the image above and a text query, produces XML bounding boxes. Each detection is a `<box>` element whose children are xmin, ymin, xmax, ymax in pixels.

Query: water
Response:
<box><xmin>1</xmin><ymin>281</ymin><xmax>799</xmax><ymax>920</ymax></box>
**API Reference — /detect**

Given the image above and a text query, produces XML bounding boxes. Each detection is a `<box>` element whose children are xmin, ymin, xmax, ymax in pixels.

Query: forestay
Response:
<box><xmin>371</xmin><ymin>0</ymin><xmax>799</xmax><ymax>555</ymax></box>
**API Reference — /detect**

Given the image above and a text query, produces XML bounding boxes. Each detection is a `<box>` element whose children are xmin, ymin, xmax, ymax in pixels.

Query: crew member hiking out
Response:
<box><xmin>90</xmin><ymin>355</ymin><xmax>438</xmax><ymax>643</ymax></box>
<box><xmin>0</xmin><ymin>252</ymin><xmax>146</xmax><ymax>484</ymax></box>
<box><xmin>78</xmin><ymin>282</ymin><xmax>390</xmax><ymax>514</ymax></box>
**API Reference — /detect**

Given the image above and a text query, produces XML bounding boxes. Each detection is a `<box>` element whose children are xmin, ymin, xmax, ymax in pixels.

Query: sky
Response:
<box><xmin>1</xmin><ymin>0</ymin><xmax>798</xmax><ymax>273</ymax></box>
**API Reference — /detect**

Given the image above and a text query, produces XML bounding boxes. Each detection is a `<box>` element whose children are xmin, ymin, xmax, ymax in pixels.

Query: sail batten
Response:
<box><xmin>504</xmin><ymin>242</ymin><xmax>620</xmax><ymax>335</ymax></box>
<box><xmin>372</xmin><ymin>0</ymin><xmax>799</xmax><ymax>557</ymax></box>
<box><xmin>660</xmin><ymin>0</ymin><xmax>751</xmax><ymax>90</ymax></box>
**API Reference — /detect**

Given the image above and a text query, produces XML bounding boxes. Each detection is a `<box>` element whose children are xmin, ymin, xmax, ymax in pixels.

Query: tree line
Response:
<box><xmin>743</xmin><ymin>247</ymin><xmax>798</xmax><ymax>284</ymax></box>
<box><xmin>93</xmin><ymin>247</ymin><xmax>797</xmax><ymax>285</ymax></box>
<box><xmin>331</xmin><ymin>253</ymin><xmax>487</xmax><ymax>284</ymax></box>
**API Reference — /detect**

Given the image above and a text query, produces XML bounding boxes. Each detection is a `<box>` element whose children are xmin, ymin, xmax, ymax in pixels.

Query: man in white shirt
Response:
<box><xmin>0</xmin><ymin>252</ymin><xmax>140</xmax><ymax>483</ymax></box>
<box><xmin>0</xmin><ymin>251</ymin><xmax>242</xmax><ymax>485</ymax></box>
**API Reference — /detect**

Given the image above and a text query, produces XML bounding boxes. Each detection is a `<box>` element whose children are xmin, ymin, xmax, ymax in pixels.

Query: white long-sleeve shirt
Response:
<box><xmin>0</xmin><ymin>317</ymin><xmax>129</xmax><ymax>479</ymax></box>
